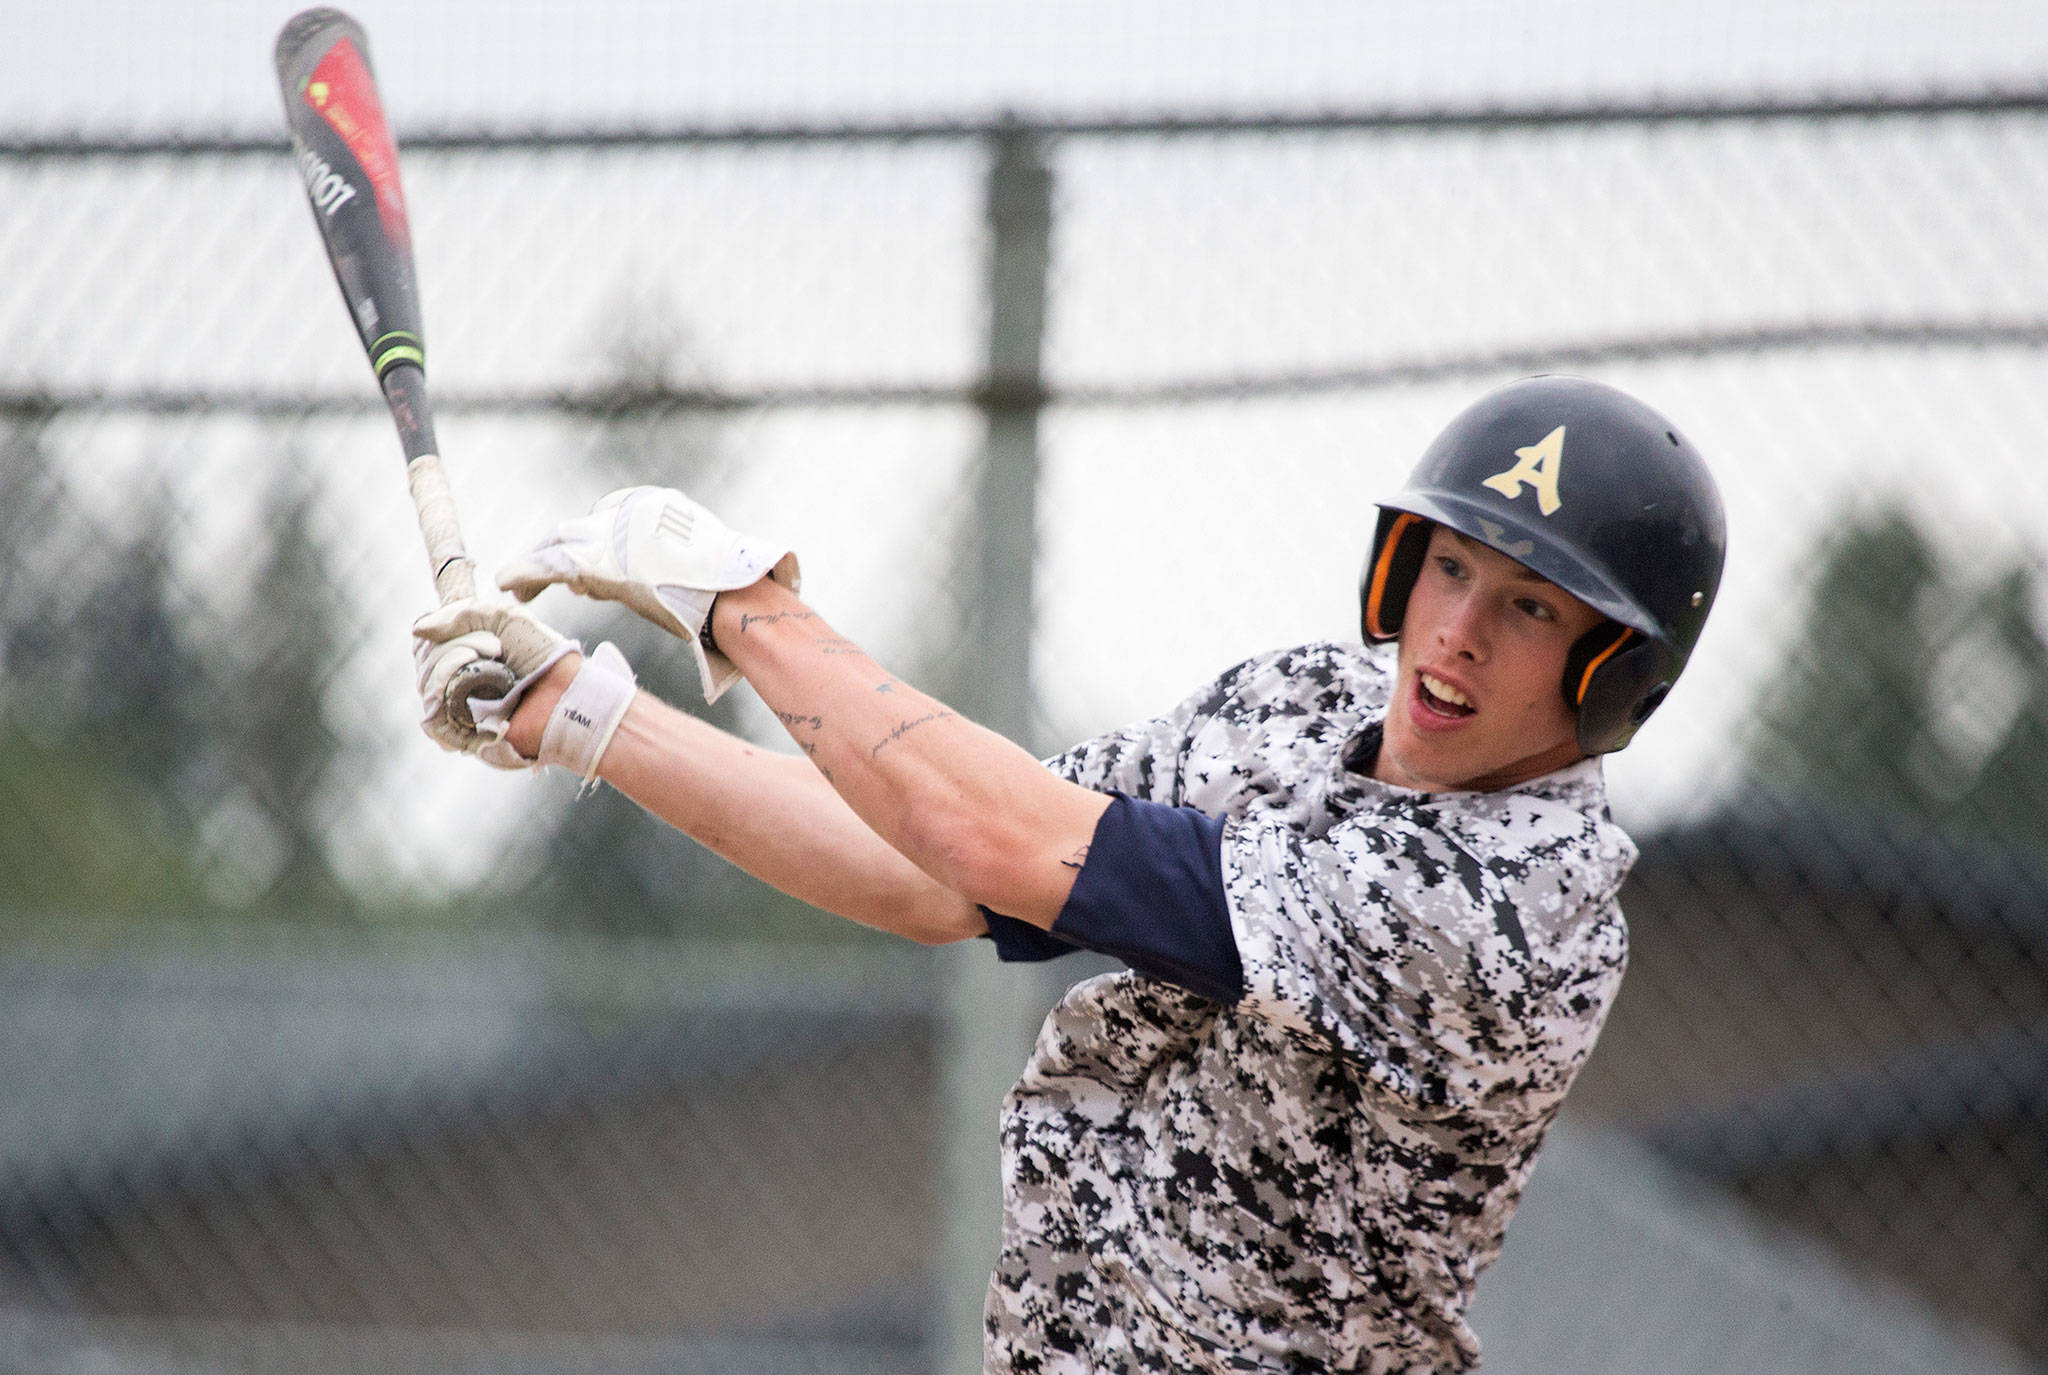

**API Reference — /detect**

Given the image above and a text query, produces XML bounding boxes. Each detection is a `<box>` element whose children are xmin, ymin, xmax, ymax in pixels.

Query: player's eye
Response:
<box><xmin>1435</xmin><ymin>554</ymin><xmax>1466</xmax><ymax>580</ymax></box>
<box><xmin>1514</xmin><ymin>596</ymin><xmax>1556</xmax><ymax>622</ymax></box>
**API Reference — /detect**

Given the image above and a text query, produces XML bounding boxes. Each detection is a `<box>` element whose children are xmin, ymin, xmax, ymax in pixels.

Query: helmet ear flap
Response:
<box><xmin>1564</xmin><ymin>623</ymin><xmax>1680</xmax><ymax>754</ymax></box>
<box><xmin>1561</xmin><ymin>622</ymin><xmax>1636</xmax><ymax>713</ymax></box>
<box><xmin>1361</xmin><ymin>512</ymin><xmax>1433</xmax><ymax>642</ymax></box>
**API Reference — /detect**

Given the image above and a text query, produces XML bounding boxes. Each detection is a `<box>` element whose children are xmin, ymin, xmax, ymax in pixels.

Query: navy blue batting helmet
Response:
<box><xmin>1361</xmin><ymin>375</ymin><xmax>1726</xmax><ymax>754</ymax></box>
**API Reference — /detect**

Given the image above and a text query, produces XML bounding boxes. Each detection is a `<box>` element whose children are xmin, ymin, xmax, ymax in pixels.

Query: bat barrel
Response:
<box><xmin>276</xmin><ymin>7</ymin><xmax>427</xmax><ymax>381</ymax></box>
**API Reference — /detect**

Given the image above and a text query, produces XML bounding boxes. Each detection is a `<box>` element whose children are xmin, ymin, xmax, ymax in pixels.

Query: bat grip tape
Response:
<box><xmin>405</xmin><ymin>453</ymin><xmax>479</xmax><ymax>603</ymax></box>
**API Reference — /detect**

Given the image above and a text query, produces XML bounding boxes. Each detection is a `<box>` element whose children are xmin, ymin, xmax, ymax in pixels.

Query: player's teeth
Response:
<box><xmin>1421</xmin><ymin>673</ymin><xmax>1472</xmax><ymax>708</ymax></box>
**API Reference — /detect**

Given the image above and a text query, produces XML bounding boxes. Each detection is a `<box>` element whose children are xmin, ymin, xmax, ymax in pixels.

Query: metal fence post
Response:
<box><xmin>937</xmin><ymin>121</ymin><xmax>1054</xmax><ymax>1375</ymax></box>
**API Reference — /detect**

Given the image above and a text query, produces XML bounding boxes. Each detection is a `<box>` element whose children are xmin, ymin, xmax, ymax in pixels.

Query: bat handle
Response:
<box><xmin>389</xmin><ymin>365</ymin><xmax>520</xmax><ymax>731</ymax></box>
<box><xmin>385</xmin><ymin>366</ymin><xmax>552</xmax><ymax>734</ymax></box>
<box><xmin>404</xmin><ymin>454</ymin><xmax>517</xmax><ymax>729</ymax></box>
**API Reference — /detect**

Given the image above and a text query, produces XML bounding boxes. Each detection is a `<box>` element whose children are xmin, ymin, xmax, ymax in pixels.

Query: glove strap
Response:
<box><xmin>699</xmin><ymin>596</ymin><xmax>721</xmax><ymax>655</ymax></box>
<box><xmin>671</xmin><ymin>550</ymin><xmax>801</xmax><ymax>706</ymax></box>
<box><xmin>538</xmin><ymin>642</ymin><xmax>638</xmax><ymax>789</ymax></box>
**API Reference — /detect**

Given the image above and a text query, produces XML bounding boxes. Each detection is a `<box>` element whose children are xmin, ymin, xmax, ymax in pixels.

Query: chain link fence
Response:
<box><xmin>5</xmin><ymin>94</ymin><xmax>2048</xmax><ymax>1370</ymax></box>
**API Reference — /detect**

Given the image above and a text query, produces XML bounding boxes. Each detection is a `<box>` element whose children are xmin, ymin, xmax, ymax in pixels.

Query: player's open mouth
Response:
<box><xmin>1417</xmin><ymin>671</ymin><xmax>1476</xmax><ymax>719</ymax></box>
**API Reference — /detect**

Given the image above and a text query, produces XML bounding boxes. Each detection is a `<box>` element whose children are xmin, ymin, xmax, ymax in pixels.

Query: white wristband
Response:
<box><xmin>538</xmin><ymin>642</ymin><xmax>638</xmax><ymax>788</ymax></box>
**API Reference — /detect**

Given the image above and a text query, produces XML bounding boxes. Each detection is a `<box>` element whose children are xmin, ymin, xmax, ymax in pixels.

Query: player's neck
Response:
<box><xmin>1365</xmin><ymin>732</ymin><xmax>1586</xmax><ymax>793</ymax></box>
<box><xmin>1455</xmin><ymin>738</ymin><xmax>1587</xmax><ymax>792</ymax></box>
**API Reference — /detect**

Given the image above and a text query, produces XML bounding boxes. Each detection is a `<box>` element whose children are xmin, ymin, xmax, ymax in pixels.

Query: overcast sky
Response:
<box><xmin>8</xmin><ymin>0</ymin><xmax>2048</xmax><ymax>136</ymax></box>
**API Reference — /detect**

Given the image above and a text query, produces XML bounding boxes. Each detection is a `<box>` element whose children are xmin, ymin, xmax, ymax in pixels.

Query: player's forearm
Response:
<box><xmin>604</xmin><ymin>694</ymin><xmax>985</xmax><ymax>943</ymax></box>
<box><xmin>710</xmin><ymin>580</ymin><xmax>1108</xmax><ymax>926</ymax></box>
<box><xmin>511</xmin><ymin>660</ymin><xmax>983</xmax><ymax>943</ymax></box>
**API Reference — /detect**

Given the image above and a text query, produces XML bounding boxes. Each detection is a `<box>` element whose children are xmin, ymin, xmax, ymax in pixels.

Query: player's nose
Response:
<box><xmin>1434</xmin><ymin>589</ymin><xmax>1489</xmax><ymax>662</ymax></box>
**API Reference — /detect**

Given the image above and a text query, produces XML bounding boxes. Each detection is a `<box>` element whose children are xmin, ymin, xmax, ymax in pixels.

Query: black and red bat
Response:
<box><xmin>275</xmin><ymin>8</ymin><xmax>530</xmax><ymax>727</ymax></box>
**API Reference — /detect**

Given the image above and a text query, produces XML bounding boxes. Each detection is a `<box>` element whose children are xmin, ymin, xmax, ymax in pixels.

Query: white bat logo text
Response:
<box><xmin>296</xmin><ymin>146</ymin><xmax>359</xmax><ymax>218</ymax></box>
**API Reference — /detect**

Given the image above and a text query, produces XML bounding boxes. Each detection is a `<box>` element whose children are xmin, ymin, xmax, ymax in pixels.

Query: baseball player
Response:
<box><xmin>412</xmin><ymin>374</ymin><xmax>1725</xmax><ymax>1373</ymax></box>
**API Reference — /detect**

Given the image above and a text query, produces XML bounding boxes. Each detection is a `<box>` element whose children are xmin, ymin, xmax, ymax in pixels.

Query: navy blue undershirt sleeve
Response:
<box><xmin>980</xmin><ymin>794</ymin><xmax>1244</xmax><ymax>1004</ymax></box>
<box><xmin>981</xmin><ymin>909</ymin><xmax>1079</xmax><ymax>962</ymax></box>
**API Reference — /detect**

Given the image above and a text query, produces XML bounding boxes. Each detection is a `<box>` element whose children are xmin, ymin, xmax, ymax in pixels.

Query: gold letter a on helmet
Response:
<box><xmin>1481</xmin><ymin>425</ymin><xmax>1566</xmax><ymax>516</ymax></box>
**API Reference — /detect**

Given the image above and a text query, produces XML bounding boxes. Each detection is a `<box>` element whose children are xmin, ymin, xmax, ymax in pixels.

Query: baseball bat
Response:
<box><xmin>275</xmin><ymin>8</ymin><xmax>528</xmax><ymax>728</ymax></box>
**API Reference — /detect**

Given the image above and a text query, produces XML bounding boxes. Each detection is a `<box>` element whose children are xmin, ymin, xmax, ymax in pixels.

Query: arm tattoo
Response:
<box><xmin>775</xmin><ymin>709</ymin><xmax>825</xmax><ymax>732</ymax></box>
<box><xmin>870</xmin><ymin>710</ymin><xmax>957</xmax><ymax>757</ymax></box>
<box><xmin>799</xmin><ymin>740</ymin><xmax>834</xmax><ymax>784</ymax></box>
<box><xmin>1060</xmin><ymin>844</ymin><xmax>1090</xmax><ymax>871</ymax></box>
<box><xmin>737</xmin><ymin>609</ymin><xmax>819</xmax><ymax>634</ymax></box>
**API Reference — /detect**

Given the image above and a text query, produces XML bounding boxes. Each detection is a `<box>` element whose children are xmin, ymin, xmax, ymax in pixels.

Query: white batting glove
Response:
<box><xmin>412</xmin><ymin>597</ymin><xmax>578</xmax><ymax>769</ymax></box>
<box><xmin>496</xmin><ymin>486</ymin><xmax>800</xmax><ymax>704</ymax></box>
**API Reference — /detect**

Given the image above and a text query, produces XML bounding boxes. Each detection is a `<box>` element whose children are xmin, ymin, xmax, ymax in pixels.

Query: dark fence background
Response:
<box><xmin>5</xmin><ymin>92</ymin><xmax>2048</xmax><ymax>1370</ymax></box>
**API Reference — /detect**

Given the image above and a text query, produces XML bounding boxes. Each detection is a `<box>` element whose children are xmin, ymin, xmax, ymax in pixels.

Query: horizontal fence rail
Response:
<box><xmin>6</xmin><ymin>319</ymin><xmax>2047</xmax><ymax>417</ymax></box>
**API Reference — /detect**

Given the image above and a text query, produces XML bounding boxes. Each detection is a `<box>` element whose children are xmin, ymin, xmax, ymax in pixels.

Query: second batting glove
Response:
<box><xmin>496</xmin><ymin>486</ymin><xmax>800</xmax><ymax>703</ymax></box>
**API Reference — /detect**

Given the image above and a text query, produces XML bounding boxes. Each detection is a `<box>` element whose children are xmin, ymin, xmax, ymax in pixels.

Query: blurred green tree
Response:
<box><xmin>217</xmin><ymin>465</ymin><xmax>355</xmax><ymax>911</ymax></box>
<box><xmin>0</xmin><ymin>415</ymin><xmax>214</xmax><ymax>918</ymax></box>
<box><xmin>1749</xmin><ymin>504</ymin><xmax>2048</xmax><ymax>847</ymax></box>
<box><xmin>1951</xmin><ymin>562</ymin><xmax>2048</xmax><ymax>848</ymax></box>
<box><xmin>1749</xmin><ymin>509</ymin><xmax>1945</xmax><ymax>813</ymax></box>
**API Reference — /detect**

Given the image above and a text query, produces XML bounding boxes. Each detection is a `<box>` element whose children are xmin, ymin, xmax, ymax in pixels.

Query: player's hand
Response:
<box><xmin>497</xmin><ymin>486</ymin><xmax>800</xmax><ymax>703</ymax></box>
<box><xmin>412</xmin><ymin>596</ymin><xmax>578</xmax><ymax>768</ymax></box>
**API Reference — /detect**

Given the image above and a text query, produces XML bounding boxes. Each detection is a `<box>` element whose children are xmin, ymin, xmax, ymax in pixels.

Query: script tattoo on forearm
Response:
<box><xmin>736</xmin><ymin>608</ymin><xmax>819</xmax><ymax>634</ymax></box>
<box><xmin>870</xmin><ymin>710</ymin><xmax>956</xmax><ymax>757</ymax></box>
<box><xmin>770</xmin><ymin>707</ymin><xmax>831</xmax><ymax>779</ymax></box>
<box><xmin>1061</xmin><ymin>844</ymin><xmax>1090</xmax><ymax>871</ymax></box>
<box><xmin>799</xmin><ymin>739</ymin><xmax>833</xmax><ymax>784</ymax></box>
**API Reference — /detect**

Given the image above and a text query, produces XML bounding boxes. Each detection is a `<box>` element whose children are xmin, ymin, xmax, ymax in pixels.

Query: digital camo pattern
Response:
<box><xmin>987</xmin><ymin>641</ymin><xmax>1637</xmax><ymax>1374</ymax></box>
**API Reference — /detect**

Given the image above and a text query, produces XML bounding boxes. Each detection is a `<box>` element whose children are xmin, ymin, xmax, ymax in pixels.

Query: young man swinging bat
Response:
<box><xmin>413</xmin><ymin>374</ymin><xmax>1725</xmax><ymax>1373</ymax></box>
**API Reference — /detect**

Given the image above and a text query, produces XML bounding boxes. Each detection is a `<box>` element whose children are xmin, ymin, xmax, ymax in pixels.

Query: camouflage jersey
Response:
<box><xmin>985</xmin><ymin>640</ymin><xmax>1636</xmax><ymax>1374</ymax></box>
